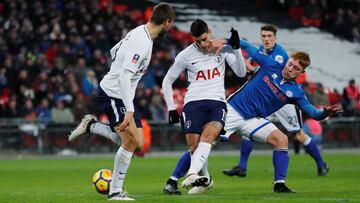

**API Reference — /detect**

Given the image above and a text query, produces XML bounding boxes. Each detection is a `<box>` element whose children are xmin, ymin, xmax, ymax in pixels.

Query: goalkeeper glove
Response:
<box><xmin>168</xmin><ymin>110</ymin><xmax>180</xmax><ymax>124</ymax></box>
<box><xmin>229</xmin><ymin>27</ymin><xmax>240</xmax><ymax>49</ymax></box>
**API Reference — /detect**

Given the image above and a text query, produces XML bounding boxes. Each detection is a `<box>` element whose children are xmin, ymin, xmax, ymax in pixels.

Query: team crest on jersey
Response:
<box><xmin>275</xmin><ymin>55</ymin><xmax>284</xmax><ymax>64</ymax></box>
<box><xmin>215</xmin><ymin>55</ymin><xmax>221</xmax><ymax>63</ymax></box>
<box><xmin>132</xmin><ymin>54</ymin><xmax>140</xmax><ymax>64</ymax></box>
<box><xmin>286</xmin><ymin>90</ymin><xmax>293</xmax><ymax>98</ymax></box>
<box><xmin>120</xmin><ymin>107</ymin><xmax>126</xmax><ymax>114</ymax></box>
<box><xmin>185</xmin><ymin>120</ymin><xmax>192</xmax><ymax>129</ymax></box>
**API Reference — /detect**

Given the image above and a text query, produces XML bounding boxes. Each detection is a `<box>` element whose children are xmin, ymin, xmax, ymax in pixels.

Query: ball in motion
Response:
<box><xmin>92</xmin><ymin>169</ymin><xmax>112</xmax><ymax>194</ymax></box>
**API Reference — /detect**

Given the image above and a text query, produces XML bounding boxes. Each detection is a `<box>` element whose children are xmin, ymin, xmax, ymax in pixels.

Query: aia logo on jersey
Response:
<box><xmin>196</xmin><ymin>67</ymin><xmax>220</xmax><ymax>80</ymax></box>
<box><xmin>132</xmin><ymin>54</ymin><xmax>140</xmax><ymax>64</ymax></box>
<box><xmin>215</xmin><ymin>55</ymin><xmax>221</xmax><ymax>63</ymax></box>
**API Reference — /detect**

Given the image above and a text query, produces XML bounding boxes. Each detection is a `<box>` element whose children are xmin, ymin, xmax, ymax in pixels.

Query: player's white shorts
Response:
<box><xmin>272</xmin><ymin>104</ymin><xmax>302</xmax><ymax>132</ymax></box>
<box><xmin>223</xmin><ymin>103</ymin><xmax>278</xmax><ymax>143</ymax></box>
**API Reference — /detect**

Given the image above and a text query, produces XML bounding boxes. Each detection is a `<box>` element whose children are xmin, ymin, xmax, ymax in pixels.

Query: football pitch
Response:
<box><xmin>1</xmin><ymin>153</ymin><xmax>360</xmax><ymax>202</ymax></box>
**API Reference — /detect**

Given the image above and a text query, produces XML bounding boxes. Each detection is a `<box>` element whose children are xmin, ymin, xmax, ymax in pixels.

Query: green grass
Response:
<box><xmin>0</xmin><ymin>153</ymin><xmax>360</xmax><ymax>202</ymax></box>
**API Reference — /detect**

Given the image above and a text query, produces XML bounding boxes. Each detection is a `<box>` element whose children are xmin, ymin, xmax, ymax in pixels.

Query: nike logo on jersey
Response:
<box><xmin>191</xmin><ymin>61</ymin><xmax>199</xmax><ymax>65</ymax></box>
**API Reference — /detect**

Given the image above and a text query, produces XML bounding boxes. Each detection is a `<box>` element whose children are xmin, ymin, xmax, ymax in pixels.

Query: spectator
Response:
<box><xmin>35</xmin><ymin>98</ymin><xmax>51</xmax><ymax>122</ymax></box>
<box><xmin>21</xmin><ymin>98</ymin><xmax>37</xmax><ymax>121</ymax></box>
<box><xmin>342</xmin><ymin>79</ymin><xmax>359</xmax><ymax>116</ymax></box>
<box><xmin>302</xmin><ymin>0</ymin><xmax>321</xmax><ymax>27</ymax></box>
<box><xmin>312</xmin><ymin>83</ymin><xmax>329</xmax><ymax>107</ymax></box>
<box><xmin>81</xmin><ymin>69</ymin><xmax>98</xmax><ymax>97</ymax></box>
<box><xmin>149</xmin><ymin>94</ymin><xmax>166</xmax><ymax>121</ymax></box>
<box><xmin>51</xmin><ymin>99</ymin><xmax>74</xmax><ymax>124</ymax></box>
<box><xmin>3</xmin><ymin>96</ymin><xmax>20</xmax><ymax>118</ymax></box>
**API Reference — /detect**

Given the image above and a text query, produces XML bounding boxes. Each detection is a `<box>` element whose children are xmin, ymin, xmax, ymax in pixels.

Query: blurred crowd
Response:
<box><xmin>286</xmin><ymin>0</ymin><xmax>360</xmax><ymax>42</ymax></box>
<box><xmin>0</xmin><ymin>0</ymin><xmax>359</xmax><ymax>125</ymax></box>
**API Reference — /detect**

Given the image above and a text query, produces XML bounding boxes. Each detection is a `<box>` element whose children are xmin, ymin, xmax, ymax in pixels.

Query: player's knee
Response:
<box><xmin>136</xmin><ymin>137</ymin><xmax>144</xmax><ymax>149</ymax></box>
<box><xmin>294</xmin><ymin>130</ymin><xmax>308</xmax><ymax>143</ymax></box>
<box><xmin>188</xmin><ymin>143</ymin><xmax>198</xmax><ymax>154</ymax></box>
<box><xmin>267</xmin><ymin>130</ymin><xmax>288</xmax><ymax>148</ymax></box>
<box><xmin>114</xmin><ymin>128</ymin><xmax>137</xmax><ymax>151</ymax></box>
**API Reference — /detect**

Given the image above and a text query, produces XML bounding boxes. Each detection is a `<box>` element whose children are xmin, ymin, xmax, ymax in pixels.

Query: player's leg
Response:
<box><xmin>295</xmin><ymin>130</ymin><xmax>329</xmax><ymax>176</ymax></box>
<box><xmin>181</xmin><ymin>132</ymin><xmax>209</xmax><ymax>188</ymax></box>
<box><xmin>188</xmin><ymin>160</ymin><xmax>214</xmax><ymax>194</ymax></box>
<box><xmin>182</xmin><ymin>100</ymin><xmax>226</xmax><ymax>189</ymax></box>
<box><xmin>68</xmin><ymin>114</ymin><xmax>97</xmax><ymax>141</ymax></box>
<box><xmin>274</xmin><ymin>104</ymin><xmax>302</xmax><ymax>155</ymax></box>
<box><xmin>266</xmin><ymin>129</ymin><xmax>294</xmax><ymax>193</ymax></box>
<box><xmin>223</xmin><ymin>136</ymin><xmax>252</xmax><ymax>177</ymax></box>
<box><xmin>108</xmin><ymin>120</ymin><xmax>140</xmax><ymax>201</ymax></box>
<box><xmin>68</xmin><ymin>115</ymin><xmax>121</xmax><ymax>145</ymax></box>
<box><xmin>276</xmin><ymin>104</ymin><xmax>328</xmax><ymax>176</ymax></box>
<box><xmin>163</xmin><ymin>150</ymin><xmax>191</xmax><ymax>195</ymax></box>
<box><xmin>241</xmin><ymin>117</ymin><xmax>294</xmax><ymax>193</ymax></box>
<box><xmin>68</xmin><ymin>89</ymin><xmax>121</xmax><ymax>145</ymax></box>
<box><xmin>94</xmin><ymin>90</ymin><xmax>138</xmax><ymax>200</ymax></box>
<box><xmin>89</xmin><ymin>122</ymin><xmax>121</xmax><ymax>145</ymax></box>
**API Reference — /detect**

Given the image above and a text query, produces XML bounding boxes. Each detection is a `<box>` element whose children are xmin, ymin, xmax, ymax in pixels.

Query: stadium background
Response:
<box><xmin>0</xmin><ymin>0</ymin><xmax>359</xmax><ymax>154</ymax></box>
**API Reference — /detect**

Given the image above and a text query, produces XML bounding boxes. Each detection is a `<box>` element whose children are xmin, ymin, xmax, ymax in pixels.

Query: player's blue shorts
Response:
<box><xmin>97</xmin><ymin>87</ymin><xmax>142</xmax><ymax>132</ymax></box>
<box><xmin>181</xmin><ymin>100</ymin><xmax>227</xmax><ymax>134</ymax></box>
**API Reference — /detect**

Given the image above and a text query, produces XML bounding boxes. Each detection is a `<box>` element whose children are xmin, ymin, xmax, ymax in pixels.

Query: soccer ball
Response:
<box><xmin>92</xmin><ymin>169</ymin><xmax>112</xmax><ymax>194</ymax></box>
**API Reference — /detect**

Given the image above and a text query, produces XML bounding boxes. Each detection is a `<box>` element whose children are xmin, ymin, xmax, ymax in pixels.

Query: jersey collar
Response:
<box><xmin>143</xmin><ymin>25</ymin><xmax>152</xmax><ymax>41</ymax></box>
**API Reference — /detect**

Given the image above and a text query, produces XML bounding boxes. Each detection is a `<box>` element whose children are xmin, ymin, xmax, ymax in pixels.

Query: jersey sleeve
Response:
<box><xmin>222</xmin><ymin>45</ymin><xmax>246</xmax><ymax>78</ymax></box>
<box><xmin>112</xmin><ymin>36</ymin><xmax>149</xmax><ymax>74</ymax></box>
<box><xmin>296</xmin><ymin>91</ymin><xmax>327</xmax><ymax>120</ymax></box>
<box><xmin>239</xmin><ymin>39</ymin><xmax>278</xmax><ymax>69</ymax></box>
<box><xmin>162</xmin><ymin>54</ymin><xmax>188</xmax><ymax>111</ymax></box>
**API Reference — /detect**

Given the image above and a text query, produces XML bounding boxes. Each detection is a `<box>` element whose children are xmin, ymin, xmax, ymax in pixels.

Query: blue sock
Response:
<box><xmin>238</xmin><ymin>139</ymin><xmax>253</xmax><ymax>171</ymax></box>
<box><xmin>273</xmin><ymin>150</ymin><xmax>289</xmax><ymax>182</ymax></box>
<box><xmin>303</xmin><ymin>140</ymin><xmax>325</xmax><ymax>169</ymax></box>
<box><xmin>171</xmin><ymin>151</ymin><xmax>191</xmax><ymax>180</ymax></box>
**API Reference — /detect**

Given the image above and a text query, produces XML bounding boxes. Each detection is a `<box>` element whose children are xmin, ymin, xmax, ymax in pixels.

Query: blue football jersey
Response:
<box><xmin>228</xmin><ymin>40</ymin><xmax>311</xmax><ymax>119</ymax></box>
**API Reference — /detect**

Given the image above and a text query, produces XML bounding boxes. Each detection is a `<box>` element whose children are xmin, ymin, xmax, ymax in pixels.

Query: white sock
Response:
<box><xmin>199</xmin><ymin>161</ymin><xmax>210</xmax><ymax>178</ymax></box>
<box><xmin>188</xmin><ymin>142</ymin><xmax>212</xmax><ymax>175</ymax></box>
<box><xmin>169</xmin><ymin>176</ymin><xmax>178</xmax><ymax>181</ymax></box>
<box><xmin>302</xmin><ymin>137</ymin><xmax>312</xmax><ymax>146</ymax></box>
<box><xmin>109</xmin><ymin>147</ymin><xmax>133</xmax><ymax>194</ymax></box>
<box><xmin>90</xmin><ymin>122</ymin><xmax>121</xmax><ymax>146</ymax></box>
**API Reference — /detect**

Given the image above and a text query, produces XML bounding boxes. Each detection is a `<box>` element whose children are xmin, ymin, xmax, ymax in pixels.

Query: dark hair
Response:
<box><xmin>150</xmin><ymin>3</ymin><xmax>176</xmax><ymax>25</ymax></box>
<box><xmin>190</xmin><ymin>19</ymin><xmax>209</xmax><ymax>37</ymax></box>
<box><xmin>290</xmin><ymin>51</ymin><xmax>311</xmax><ymax>69</ymax></box>
<box><xmin>261</xmin><ymin>24</ymin><xmax>278</xmax><ymax>35</ymax></box>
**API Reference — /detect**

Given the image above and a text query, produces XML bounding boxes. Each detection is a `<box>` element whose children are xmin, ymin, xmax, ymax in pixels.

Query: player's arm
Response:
<box><xmin>222</xmin><ymin>46</ymin><xmax>246</xmax><ymax>77</ymax></box>
<box><xmin>296</xmin><ymin>93</ymin><xmax>343</xmax><ymax>120</ymax></box>
<box><xmin>239</xmin><ymin>39</ymin><xmax>277</xmax><ymax>68</ymax></box>
<box><xmin>300</xmin><ymin>104</ymin><xmax>342</xmax><ymax>120</ymax></box>
<box><xmin>162</xmin><ymin>55</ymin><xmax>187</xmax><ymax>124</ymax></box>
<box><xmin>116</xmin><ymin>69</ymin><xmax>135</xmax><ymax>131</ymax></box>
<box><xmin>113</xmin><ymin>38</ymin><xmax>148</xmax><ymax>131</ymax></box>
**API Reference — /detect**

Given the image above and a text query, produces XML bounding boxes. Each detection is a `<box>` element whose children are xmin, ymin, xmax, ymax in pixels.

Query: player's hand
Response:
<box><xmin>324</xmin><ymin>104</ymin><xmax>343</xmax><ymax>116</ymax></box>
<box><xmin>210</xmin><ymin>38</ymin><xmax>227</xmax><ymax>54</ymax></box>
<box><xmin>168</xmin><ymin>110</ymin><xmax>180</xmax><ymax>124</ymax></box>
<box><xmin>229</xmin><ymin>27</ymin><xmax>240</xmax><ymax>49</ymax></box>
<box><xmin>117</xmin><ymin>111</ymin><xmax>134</xmax><ymax>131</ymax></box>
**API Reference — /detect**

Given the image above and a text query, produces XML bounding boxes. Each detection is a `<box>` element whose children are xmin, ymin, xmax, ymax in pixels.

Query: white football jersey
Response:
<box><xmin>163</xmin><ymin>43</ymin><xmax>246</xmax><ymax>110</ymax></box>
<box><xmin>100</xmin><ymin>25</ymin><xmax>153</xmax><ymax>102</ymax></box>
